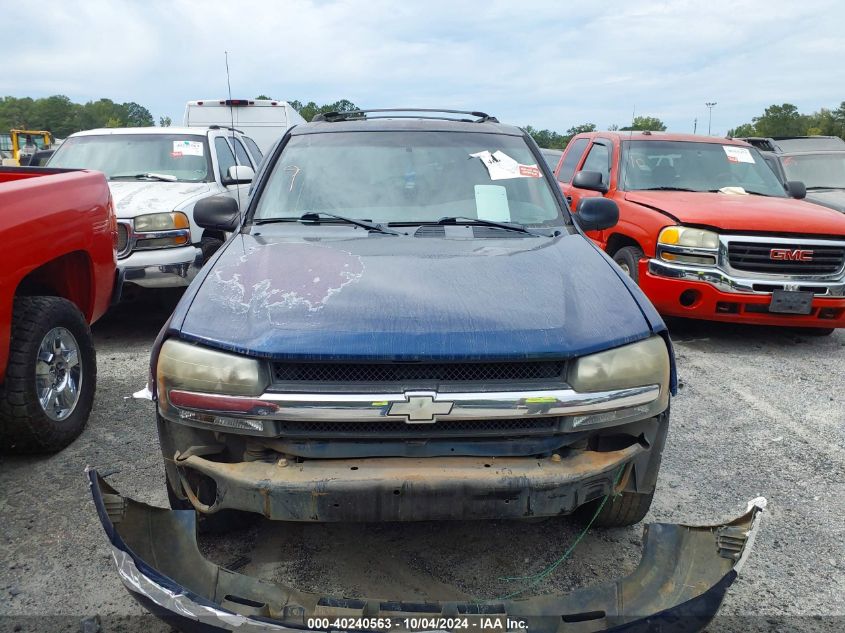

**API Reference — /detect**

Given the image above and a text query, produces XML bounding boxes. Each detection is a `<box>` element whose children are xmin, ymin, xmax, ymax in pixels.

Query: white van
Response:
<box><xmin>183</xmin><ymin>99</ymin><xmax>306</xmax><ymax>154</ymax></box>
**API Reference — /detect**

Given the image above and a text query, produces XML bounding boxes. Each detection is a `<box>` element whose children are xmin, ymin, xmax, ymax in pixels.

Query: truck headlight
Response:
<box><xmin>657</xmin><ymin>226</ymin><xmax>719</xmax><ymax>265</ymax></box>
<box><xmin>568</xmin><ymin>336</ymin><xmax>670</xmax><ymax>394</ymax></box>
<box><xmin>658</xmin><ymin>226</ymin><xmax>719</xmax><ymax>249</ymax></box>
<box><xmin>134</xmin><ymin>212</ymin><xmax>190</xmax><ymax>232</ymax></box>
<box><xmin>157</xmin><ymin>339</ymin><xmax>269</xmax><ymax>397</ymax></box>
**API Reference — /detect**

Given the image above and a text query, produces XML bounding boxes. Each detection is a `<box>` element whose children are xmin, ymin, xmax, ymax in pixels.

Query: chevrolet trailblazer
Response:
<box><xmin>93</xmin><ymin>109</ymin><xmax>767</xmax><ymax>633</ymax></box>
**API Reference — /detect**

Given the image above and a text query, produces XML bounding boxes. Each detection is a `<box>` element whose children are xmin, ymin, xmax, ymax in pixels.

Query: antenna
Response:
<box><xmin>224</xmin><ymin>51</ymin><xmax>242</xmax><ymax>215</ymax></box>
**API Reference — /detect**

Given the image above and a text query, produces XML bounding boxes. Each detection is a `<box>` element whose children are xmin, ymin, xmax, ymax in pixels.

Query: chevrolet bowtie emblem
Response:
<box><xmin>387</xmin><ymin>392</ymin><xmax>454</xmax><ymax>423</ymax></box>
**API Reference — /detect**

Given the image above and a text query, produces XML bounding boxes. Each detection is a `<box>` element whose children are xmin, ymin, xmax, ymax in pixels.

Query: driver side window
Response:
<box><xmin>214</xmin><ymin>137</ymin><xmax>237</xmax><ymax>182</ymax></box>
<box><xmin>581</xmin><ymin>143</ymin><xmax>610</xmax><ymax>185</ymax></box>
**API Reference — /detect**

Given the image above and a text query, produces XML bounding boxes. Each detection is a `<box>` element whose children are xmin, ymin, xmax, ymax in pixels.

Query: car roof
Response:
<box><xmin>572</xmin><ymin>131</ymin><xmax>753</xmax><ymax>146</ymax></box>
<box><xmin>738</xmin><ymin>136</ymin><xmax>845</xmax><ymax>153</ymax></box>
<box><xmin>69</xmin><ymin>127</ymin><xmax>218</xmax><ymax>137</ymax></box>
<box><xmin>291</xmin><ymin>117</ymin><xmax>525</xmax><ymax>137</ymax></box>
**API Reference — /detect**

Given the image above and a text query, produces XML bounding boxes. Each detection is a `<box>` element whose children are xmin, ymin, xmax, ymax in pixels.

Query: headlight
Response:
<box><xmin>134</xmin><ymin>212</ymin><xmax>190</xmax><ymax>232</ymax></box>
<box><xmin>157</xmin><ymin>339</ymin><xmax>269</xmax><ymax>397</ymax></box>
<box><xmin>658</xmin><ymin>226</ymin><xmax>719</xmax><ymax>249</ymax></box>
<box><xmin>568</xmin><ymin>336</ymin><xmax>670</xmax><ymax>394</ymax></box>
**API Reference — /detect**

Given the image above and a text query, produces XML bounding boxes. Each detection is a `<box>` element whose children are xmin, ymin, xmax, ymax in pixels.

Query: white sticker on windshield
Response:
<box><xmin>474</xmin><ymin>185</ymin><xmax>510</xmax><ymax>222</ymax></box>
<box><xmin>172</xmin><ymin>140</ymin><xmax>204</xmax><ymax>157</ymax></box>
<box><xmin>471</xmin><ymin>150</ymin><xmax>542</xmax><ymax>180</ymax></box>
<box><xmin>723</xmin><ymin>145</ymin><xmax>754</xmax><ymax>164</ymax></box>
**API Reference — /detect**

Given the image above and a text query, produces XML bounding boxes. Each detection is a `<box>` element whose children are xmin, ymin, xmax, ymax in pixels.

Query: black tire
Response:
<box><xmin>166</xmin><ymin>468</ymin><xmax>257</xmax><ymax>535</ymax></box>
<box><xmin>0</xmin><ymin>297</ymin><xmax>96</xmax><ymax>453</ymax></box>
<box><xmin>576</xmin><ymin>490</ymin><xmax>654</xmax><ymax>528</ymax></box>
<box><xmin>200</xmin><ymin>236</ymin><xmax>224</xmax><ymax>264</ymax></box>
<box><xmin>612</xmin><ymin>246</ymin><xmax>645</xmax><ymax>284</ymax></box>
<box><xmin>801</xmin><ymin>327</ymin><xmax>836</xmax><ymax>337</ymax></box>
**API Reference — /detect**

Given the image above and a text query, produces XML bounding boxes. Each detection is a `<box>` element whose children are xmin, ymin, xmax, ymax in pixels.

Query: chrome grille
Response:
<box><xmin>728</xmin><ymin>241</ymin><xmax>845</xmax><ymax>275</ymax></box>
<box><xmin>272</xmin><ymin>360</ymin><xmax>566</xmax><ymax>384</ymax></box>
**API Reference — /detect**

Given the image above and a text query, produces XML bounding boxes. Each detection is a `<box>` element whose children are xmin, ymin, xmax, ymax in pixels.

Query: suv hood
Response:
<box><xmin>624</xmin><ymin>190</ymin><xmax>845</xmax><ymax>234</ymax></box>
<box><xmin>109</xmin><ymin>181</ymin><xmax>211</xmax><ymax>218</ymax></box>
<box><xmin>806</xmin><ymin>189</ymin><xmax>845</xmax><ymax>213</ymax></box>
<box><xmin>177</xmin><ymin>231</ymin><xmax>653</xmax><ymax>360</ymax></box>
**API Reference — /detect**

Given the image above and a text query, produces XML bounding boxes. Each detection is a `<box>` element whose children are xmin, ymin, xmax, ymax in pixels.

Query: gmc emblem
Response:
<box><xmin>770</xmin><ymin>248</ymin><xmax>813</xmax><ymax>261</ymax></box>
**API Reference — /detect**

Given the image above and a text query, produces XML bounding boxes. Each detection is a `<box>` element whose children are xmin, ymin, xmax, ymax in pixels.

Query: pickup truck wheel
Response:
<box><xmin>0</xmin><ymin>297</ymin><xmax>96</xmax><ymax>453</ymax></box>
<box><xmin>166</xmin><ymin>469</ymin><xmax>257</xmax><ymax>534</ymax></box>
<box><xmin>612</xmin><ymin>246</ymin><xmax>644</xmax><ymax>283</ymax></box>
<box><xmin>577</xmin><ymin>490</ymin><xmax>654</xmax><ymax>528</ymax></box>
<box><xmin>802</xmin><ymin>327</ymin><xmax>835</xmax><ymax>336</ymax></box>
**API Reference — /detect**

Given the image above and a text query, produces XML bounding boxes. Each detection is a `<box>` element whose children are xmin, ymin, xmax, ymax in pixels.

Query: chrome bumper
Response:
<box><xmin>162</xmin><ymin>384</ymin><xmax>667</xmax><ymax>437</ymax></box>
<box><xmin>120</xmin><ymin>245</ymin><xmax>203</xmax><ymax>289</ymax></box>
<box><xmin>648</xmin><ymin>258</ymin><xmax>845</xmax><ymax>296</ymax></box>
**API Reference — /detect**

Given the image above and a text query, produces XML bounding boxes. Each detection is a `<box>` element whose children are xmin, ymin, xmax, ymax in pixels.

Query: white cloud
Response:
<box><xmin>2</xmin><ymin>0</ymin><xmax>844</xmax><ymax>134</ymax></box>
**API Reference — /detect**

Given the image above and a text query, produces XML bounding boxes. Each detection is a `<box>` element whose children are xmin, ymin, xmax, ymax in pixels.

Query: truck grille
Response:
<box><xmin>728</xmin><ymin>241</ymin><xmax>845</xmax><ymax>275</ymax></box>
<box><xmin>272</xmin><ymin>360</ymin><xmax>566</xmax><ymax>384</ymax></box>
<box><xmin>275</xmin><ymin>416</ymin><xmax>563</xmax><ymax>439</ymax></box>
<box><xmin>116</xmin><ymin>222</ymin><xmax>131</xmax><ymax>258</ymax></box>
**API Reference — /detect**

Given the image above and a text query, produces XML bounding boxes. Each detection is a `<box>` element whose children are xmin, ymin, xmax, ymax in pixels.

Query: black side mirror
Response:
<box><xmin>575</xmin><ymin>197</ymin><xmax>619</xmax><ymax>231</ymax></box>
<box><xmin>194</xmin><ymin>196</ymin><xmax>240</xmax><ymax>232</ymax></box>
<box><xmin>785</xmin><ymin>180</ymin><xmax>806</xmax><ymax>199</ymax></box>
<box><xmin>572</xmin><ymin>170</ymin><xmax>608</xmax><ymax>193</ymax></box>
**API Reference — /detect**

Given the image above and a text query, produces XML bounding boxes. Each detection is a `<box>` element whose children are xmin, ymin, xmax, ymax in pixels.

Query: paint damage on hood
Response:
<box><xmin>88</xmin><ymin>469</ymin><xmax>765</xmax><ymax>633</ymax></box>
<box><xmin>176</xmin><ymin>231</ymin><xmax>657</xmax><ymax>360</ymax></box>
<box><xmin>109</xmin><ymin>181</ymin><xmax>212</xmax><ymax>218</ymax></box>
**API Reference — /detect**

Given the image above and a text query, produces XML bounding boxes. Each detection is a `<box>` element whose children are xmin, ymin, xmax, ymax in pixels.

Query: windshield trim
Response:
<box><xmin>619</xmin><ymin>139</ymin><xmax>787</xmax><ymax>198</ymax></box>
<box><xmin>242</xmin><ymin>128</ymin><xmax>573</xmax><ymax>231</ymax></box>
<box><xmin>48</xmin><ymin>133</ymin><xmax>214</xmax><ymax>183</ymax></box>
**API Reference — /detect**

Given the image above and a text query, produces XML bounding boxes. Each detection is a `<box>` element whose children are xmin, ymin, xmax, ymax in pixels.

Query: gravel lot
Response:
<box><xmin>1</xmin><ymin>289</ymin><xmax>843</xmax><ymax>632</ymax></box>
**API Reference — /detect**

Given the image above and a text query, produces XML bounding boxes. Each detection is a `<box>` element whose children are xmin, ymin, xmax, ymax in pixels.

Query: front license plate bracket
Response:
<box><xmin>769</xmin><ymin>289</ymin><xmax>813</xmax><ymax>314</ymax></box>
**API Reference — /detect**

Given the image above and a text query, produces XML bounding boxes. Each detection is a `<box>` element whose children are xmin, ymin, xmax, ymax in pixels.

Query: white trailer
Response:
<box><xmin>183</xmin><ymin>99</ymin><xmax>306</xmax><ymax>154</ymax></box>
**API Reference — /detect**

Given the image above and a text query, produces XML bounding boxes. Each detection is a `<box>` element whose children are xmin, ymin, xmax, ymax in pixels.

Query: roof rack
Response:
<box><xmin>311</xmin><ymin>108</ymin><xmax>498</xmax><ymax>123</ymax></box>
<box><xmin>208</xmin><ymin>124</ymin><xmax>246</xmax><ymax>134</ymax></box>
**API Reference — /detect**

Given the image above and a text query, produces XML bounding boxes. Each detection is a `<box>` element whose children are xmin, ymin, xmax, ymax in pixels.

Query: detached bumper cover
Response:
<box><xmin>89</xmin><ymin>469</ymin><xmax>765</xmax><ymax>633</ymax></box>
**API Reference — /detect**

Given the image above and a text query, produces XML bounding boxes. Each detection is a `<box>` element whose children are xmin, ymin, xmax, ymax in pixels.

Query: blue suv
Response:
<box><xmin>151</xmin><ymin>109</ymin><xmax>676</xmax><ymax>531</ymax></box>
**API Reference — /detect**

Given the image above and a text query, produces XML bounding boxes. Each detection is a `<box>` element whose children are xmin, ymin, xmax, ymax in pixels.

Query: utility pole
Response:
<box><xmin>705</xmin><ymin>102</ymin><xmax>717</xmax><ymax>135</ymax></box>
<box><xmin>693</xmin><ymin>118</ymin><xmax>697</xmax><ymax>134</ymax></box>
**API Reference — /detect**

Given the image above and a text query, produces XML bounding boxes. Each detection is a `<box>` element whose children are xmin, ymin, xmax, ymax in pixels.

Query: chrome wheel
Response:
<box><xmin>618</xmin><ymin>262</ymin><xmax>631</xmax><ymax>276</ymax></box>
<box><xmin>35</xmin><ymin>327</ymin><xmax>83</xmax><ymax>421</ymax></box>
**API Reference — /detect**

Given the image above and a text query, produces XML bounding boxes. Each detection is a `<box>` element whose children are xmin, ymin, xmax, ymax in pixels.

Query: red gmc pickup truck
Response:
<box><xmin>550</xmin><ymin>132</ymin><xmax>845</xmax><ymax>333</ymax></box>
<box><xmin>0</xmin><ymin>167</ymin><xmax>117</xmax><ymax>452</ymax></box>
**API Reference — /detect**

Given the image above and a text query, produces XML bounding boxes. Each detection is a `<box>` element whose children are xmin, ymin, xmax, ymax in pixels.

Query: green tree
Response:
<box><xmin>288</xmin><ymin>98</ymin><xmax>359</xmax><ymax>122</ymax></box>
<box><xmin>123</xmin><ymin>102</ymin><xmax>154</xmax><ymax>127</ymax></box>
<box><xmin>159</xmin><ymin>116</ymin><xmax>172</xmax><ymax>127</ymax></box>
<box><xmin>522</xmin><ymin>125</ymin><xmax>568</xmax><ymax>149</ymax></box>
<box><xmin>565</xmin><ymin>123</ymin><xmax>596</xmax><ymax>137</ymax></box>
<box><xmin>255</xmin><ymin>94</ymin><xmax>272</xmax><ymax>100</ymax></box>
<box><xmin>751</xmin><ymin>103</ymin><xmax>805</xmax><ymax>137</ymax></box>
<box><xmin>621</xmin><ymin>115</ymin><xmax>667</xmax><ymax>131</ymax></box>
<box><xmin>727</xmin><ymin>122</ymin><xmax>758</xmax><ymax>137</ymax></box>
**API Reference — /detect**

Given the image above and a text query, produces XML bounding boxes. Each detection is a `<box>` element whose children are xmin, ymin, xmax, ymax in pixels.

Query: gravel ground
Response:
<box><xmin>1</xmin><ymin>290</ymin><xmax>843</xmax><ymax>632</ymax></box>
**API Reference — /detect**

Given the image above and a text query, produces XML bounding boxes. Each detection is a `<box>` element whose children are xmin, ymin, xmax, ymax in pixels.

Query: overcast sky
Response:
<box><xmin>4</xmin><ymin>0</ymin><xmax>844</xmax><ymax>134</ymax></box>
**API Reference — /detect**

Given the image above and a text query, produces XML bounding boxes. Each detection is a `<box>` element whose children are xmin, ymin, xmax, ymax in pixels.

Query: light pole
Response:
<box><xmin>705</xmin><ymin>102</ymin><xmax>717</xmax><ymax>135</ymax></box>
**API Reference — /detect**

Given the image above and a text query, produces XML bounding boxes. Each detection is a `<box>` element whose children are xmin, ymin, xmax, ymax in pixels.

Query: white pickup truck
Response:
<box><xmin>48</xmin><ymin>126</ymin><xmax>261</xmax><ymax>294</ymax></box>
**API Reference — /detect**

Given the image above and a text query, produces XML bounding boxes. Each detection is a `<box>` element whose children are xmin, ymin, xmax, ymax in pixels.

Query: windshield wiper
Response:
<box><xmin>111</xmin><ymin>172</ymin><xmax>178</xmax><ymax>182</ymax></box>
<box><xmin>638</xmin><ymin>186</ymin><xmax>701</xmax><ymax>192</ymax></box>
<box><xmin>255</xmin><ymin>212</ymin><xmax>403</xmax><ymax>235</ymax></box>
<box><xmin>806</xmin><ymin>185</ymin><xmax>843</xmax><ymax>190</ymax></box>
<box><xmin>433</xmin><ymin>216</ymin><xmax>544</xmax><ymax>236</ymax></box>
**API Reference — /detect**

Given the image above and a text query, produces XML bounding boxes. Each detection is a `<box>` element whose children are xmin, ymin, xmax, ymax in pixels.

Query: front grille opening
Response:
<box><xmin>716</xmin><ymin>301</ymin><xmax>740</xmax><ymax>313</ymax></box>
<box><xmin>272</xmin><ymin>361</ymin><xmax>566</xmax><ymax>383</ymax></box>
<box><xmin>275</xmin><ymin>417</ymin><xmax>564</xmax><ymax>438</ymax></box>
<box><xmin>117</xmin><ymin>223</ymin><xmax>130</xmax><ymax>258</ymax></box>
<box><xmin>728</xmin><ymin>241</ymin><xmax>845</xmax><ymax>275</ymax></box>
<box><xmin>752</xmin><ymin>283</ymin><xmax>828</xmax><ymax>294</ymax></box>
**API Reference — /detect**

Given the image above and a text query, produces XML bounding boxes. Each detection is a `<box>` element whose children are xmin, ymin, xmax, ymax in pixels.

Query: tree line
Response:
<box><xmin>0</xmin><ymin>95</ymin><xmax>157</xmax><ymax>138</ymax></box>
<box><xmin>4</xmin><ymin>94</ymin><xmax>844</xmax><ymax>148</ymax></box>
